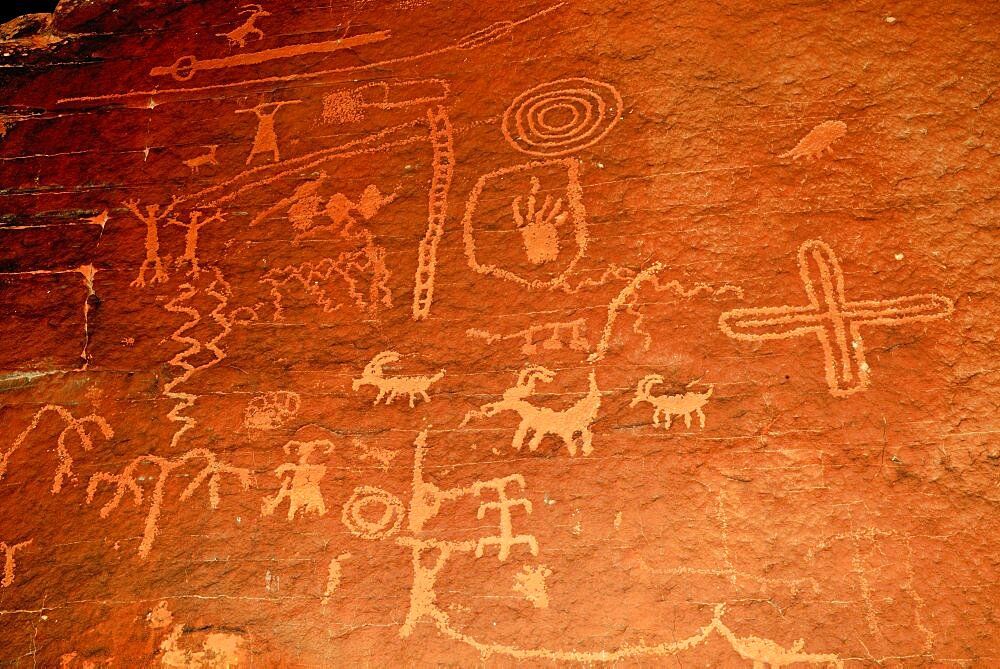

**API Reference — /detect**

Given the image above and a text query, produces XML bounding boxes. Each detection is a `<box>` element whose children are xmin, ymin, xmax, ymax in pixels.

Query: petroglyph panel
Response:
<box><xmin>0</xmin><ymin>0</ymin><xmax>996</xmax><ymax>665</ymax></box>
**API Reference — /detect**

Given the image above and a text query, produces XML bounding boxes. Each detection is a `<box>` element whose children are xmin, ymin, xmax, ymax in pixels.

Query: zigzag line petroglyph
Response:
<box><xmin>462</xmin><ymin>366</ymin><xmax>601</xmax><ymax>456</ymax></box>
<box><xmin>262</xmin><ymin>251</ymin><xmax>391</xmax><ymax>320</ymax></box>
<box><xmin>0</xmin><ymin>539</ymin><xmax>32</xmax><ymax>588</ymax></box>
<box><xmin>719</xmin><ymin>239</ymin><xmax>954</xmax><ymax>396</ymax></box>
<box><xmin>412</xmin><ymin>105</ymin><xmax>454</xmax><ymax>320</ymax></box>
<box><xmin>58</xmin><ymin>5</ymin><xmax>565</xmax><ymax>105</ymax></box>
<box><xmin>86</xmin><ymin>448</ymin><xmax>252</xmax><ymax>558</ymax></box>
<box><xmin>1</xmin><ymin>404</ymin><xmax>113</xmax><ymax>494</ymax></box>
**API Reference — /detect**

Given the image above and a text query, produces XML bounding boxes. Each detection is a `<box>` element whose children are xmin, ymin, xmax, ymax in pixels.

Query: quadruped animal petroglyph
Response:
<box><xmin>631</xmin><ymin>376</ymin><xmax>714</xmax><ymax>430</ymax></box>
<box><xmin>217</xmin><ymin>4</ymin><xmax>271</xmax><ymax>49</ymax></box>
<box><xmin>780</xmin><ymin>120</ymin><xmax>847</xmax><ymax>160</ymax></box>
<box><xmin>462</xmin><ymin>366</ymin><xmax>601</xmax><ymax>456</ymax></box>
<box><xmin>353</xmin><ymin>351</ymin><xmax>444</xmax><ymax>407</ymax></box>
<box><xmin>719</xmin><ymin>239</ymin><xmax>954</xmax><ymax>396</ymax></box>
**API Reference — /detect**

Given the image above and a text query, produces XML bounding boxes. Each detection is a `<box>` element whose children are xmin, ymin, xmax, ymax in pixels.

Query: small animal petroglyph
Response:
<box><xmin>466</xmin><ymin>318</ymin><xmax>589</xmax><ymax>356</ymax></box>
<box><xmin>342</xmin><ymin>485</ymin><xmax>405</xmax><ymax>539</ymax></box>
<box><xmin>462</xmin><ymin>366</ymin><xmax>601</xmax><ymax>456</ymax></box>
<box><xmin>780</xmin><ymin>120</ymin><xmax>847</xmax><ymax>160</ymax></box>
<box><xmin>86</xmin><ymin>448</ymin><xmax>252</xmax><ymax>558</ymax></box>
<box><xmin>513</xmin><ymin>564</ymin><xmax>552</xmax><ymax>608</ymax></box>
<box><xmin>217</xmin><ymin>4</ymin><xmax>271</xmax><ymax>49</ymax></box>
<box><xmin>513</xmin><ymin>175</ymin><xmax>566</xmax><ymax>264</ymax></box>
<box><xmin>243</xmin><ymin>390</ymin><xmax>301</xmax><ymax>430</ymax></box>
<box><xmin>352</xmin><ymin>351</ymin><xmax>444</xmax><ymax>407</ymax></box>
<box><xmin>183</xmin><ymin>145</ymin><xmax>219</xmax><ymax>173</ymax></box>
<box><xmin>1</xmin><ymin>539</ymin><xmax>31</xmax><ymax>588</ymax></box>
<box><xmin>630</xmin><ymin>375</ymin><xmax>713</xmax><ymax>430</ymax></box>
<box><xmin>502</xmin><ymin>77</ymin><xmax>623</xmax><ymax>157</ymax></box>
<box><xmin>261</xmin><ymin>440</ymin><xmax>331</xmax><ymax>520</ymax></box>
<box><xmin>354</xmin><ymin>438</ymin><xmax>398</xmax><ymax>471</ymax></box>
<box><xmin>1</xmin><ymin>404</ymin><xmax>113</xmax><ymax>494</ymax></box>
<box><xmin>236</xmin><ymin>100</ymin><xmax>300</xmax><ymax>164</ymax></box>
<box><xmin>719</xmin><ymin>239</ymin><xmax>954</xmax><ymax>396</ymax></box>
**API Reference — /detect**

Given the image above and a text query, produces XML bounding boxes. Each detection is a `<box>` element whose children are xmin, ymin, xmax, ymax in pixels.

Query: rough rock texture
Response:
<box><xmin>0</xmin><ymin>0</ymin><xmax>997</xmax><ymax>666</ymax></box>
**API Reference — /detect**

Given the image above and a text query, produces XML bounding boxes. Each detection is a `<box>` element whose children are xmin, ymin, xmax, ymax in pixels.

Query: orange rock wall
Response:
<box><xmin>0</xmin><ymin>0</ymin><xmax>998</xmax><ymax>665</ymax></box>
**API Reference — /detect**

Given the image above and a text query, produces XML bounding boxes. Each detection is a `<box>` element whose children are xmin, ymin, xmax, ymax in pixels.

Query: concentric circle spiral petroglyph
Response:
<box><xmin>502</xmin><ymin>78</ymin><xmax>623</xmax><ymax>156</ymax></box>
<box><xmin>341</xmin><ymin>485</ymin><xmax>405</xmax><ymax>539</ymax></box>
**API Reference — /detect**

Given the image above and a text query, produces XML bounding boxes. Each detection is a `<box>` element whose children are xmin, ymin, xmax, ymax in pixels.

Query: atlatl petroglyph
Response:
<box><xmin>243</xmin><ymin>391</ymin><xmax>300</xmax><ymax>430</ymax></box>
<box><xmin>86</xmin><ymin>448</ymin><xmax>252</xmax><ymax>558</ymax></box>
<box><xmin>462</xmin><ymin>366</ymin><xmax>601</xmax><ymax>456</ymax></box>
<box><xmin>1</xmin><ymin>404</ymin><xmax>113</xmax><ymax>494</ymax></box>
<box><xmin>216</xmin><ymin>3</ymin><xmax>271</xmax><ymax>48</ymax></box>
<box><xmin>321</xmin><ymin>79</ymin><xmax>449</xmax><ymax>125</ymax></box>
<box><xmin>261</xmin><ymin>439</ymin><xmax>331</xmax><ymax>520</ymax></box>
<box><xmin>0</xmin><ymin>539</ymin><xmax>31</xmax><ymax>588</ymax></box>
<box><xmin>719</xmin><ymin>239</ymin><xmax>954</xmax><ymax>396</ymax></box>
<box><xmin>780</xmin><ymin>120</ymin><xmax>847</xmax><ymax>160</ymax></box>
<box><xmin>502</xmin><ymin>77</ymin><xmax>623</xmax><ymax>157</ymax></box>
<box><xmin>352</xmin><ymin>351</ymin><xmax>444</xmax><ymax>408</ymax></box>
<box><xmin>151</xmin><ymin>30</ymin><xmax>390</xmax><ymax>81</ymax></box>
<box><xmin>236</xmin><ymin>100</ymin><xmax>301</xmax><ymax>164</ymax></box>
<box><xmin>463</xmin><ymin>158</ymin><xmax>587</xmax><ymax>290</ymax></box>
<box><xmin>466</xmin><ymin>318</ymin><xmax>589</xmax><ymax>355</ymax></box>
<box><xmin>630</xmin><ymin>376</ymin><xmax>714</xmax><ymax>430</ymax></box>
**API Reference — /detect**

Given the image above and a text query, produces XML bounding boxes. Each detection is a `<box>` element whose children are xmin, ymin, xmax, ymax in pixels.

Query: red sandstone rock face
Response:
<box><xmin>0</xmin><ymin>0</ymin><xmax>997</xmax><ymax>665</ymax></box>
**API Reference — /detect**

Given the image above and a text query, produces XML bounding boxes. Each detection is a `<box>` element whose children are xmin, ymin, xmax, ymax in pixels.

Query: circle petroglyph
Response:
<box><xmin>502</xmin><ymin>78</ymin><xmax>623</xmax><ymax>156</ymax></box>
<box><xmin>342</xmin><ymin>486</ymin><xmax>405</xmax><ymax>539</ymax></box>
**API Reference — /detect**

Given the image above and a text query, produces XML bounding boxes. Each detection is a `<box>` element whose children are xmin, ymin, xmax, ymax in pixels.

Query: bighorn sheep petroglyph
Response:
<box><xmin>463</xmin><ymin>366</ymin><xmax>601</xmax><ymax>456</ymax></box>
<box><xmin>630</xmin><ymin>375</ymin><xmax>713</xmax><ymax>430</ymax></box>
<box><xmin>352</xmin><ymin>351</ymin><xmax>444</xmax><ymax>408</ymax></box>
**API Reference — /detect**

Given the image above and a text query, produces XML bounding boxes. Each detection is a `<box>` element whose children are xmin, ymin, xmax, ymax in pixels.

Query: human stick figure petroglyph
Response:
<box><xmin>472</xmin><ymin>475</ymin><xmax>538</xmax><ymax>561</ymax></box>
<box><xmin>352</xmin><ymin>351</ymin><xmax>444</xmax><ymax>407</ymax></box>
<box><xmin>0</xmin><ymin>539</ymin><xmax>31</xmax><ymax>588</ymax></box>
<box><xmin>502</xmin><ymin>77</ymin><xmax>623</xmax><ymax>157</ymax></box>
<box><xmin>461</xmin><ymin>366</ymin><xmax>601</xmax><ymax>456</ymax></box>
<box><xmin>412</xmin><ymin>105</ymin><xmax>454</xmax><ymax>320</ymax></box>
<box><xmin>124</xmin><ymin>198</ymin><xmax>178</xmax><ymax>287</ymax></box>
<box><xmin>719</xmin><ymin>239</ymin><xmax>954</xmax><ymax>396</ymax></box>
<box><xmin>236</xmin><ymin>100</ymin><xmax>300</xmax><ymax>164</ymax></box>
<box><xmin>1</xmin><ymin>405</ymin><xmax>113</xmax><ymax>494</ymax></box>
<box><xmin>183</xmin><ymin>145</ymin><xmax>219</xmax><ymax>173</ymax></box>
<box><xmin>167</xmin><ymin>209</ymin><xmax>223</xmax><ymax>276</ymax></box>
<box><xmin>150</xmin><ymin>30</ymin><xmax>391</xmax><ymax>81</ymax></box>
<box><xmin>217</xmin><ymin>4</ymin><xmax>271</xmax><ymax>49</ymax></box>
<box><xmin>86</xmin><ymin>448</ymin><xmax>252</xmax><ymax>558</ymax></box>
<box><xmin>466</xmin><ymin>318</ymin><xmax>589</xmax><ymax>355</ymax></box>
<box><xmin>630</xmin><ymin>376</ymin><xmax>713</xmax><ymax>430</ymax></box>
<box><xmin>261</xmin><ymin>439</ymin><xmax>331</xmax><ymax>521</ymax></box>
<box><xmin>780</xmin><ymin>120</ymin><xmax>847</xmax><ymax>161</ymax></box>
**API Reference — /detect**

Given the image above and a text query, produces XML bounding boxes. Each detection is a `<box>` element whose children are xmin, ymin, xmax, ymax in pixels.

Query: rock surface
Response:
<box><xmin>0</xmin><ymin>0</ymin><xmax>997</xmax><ymax>665</ymax></box>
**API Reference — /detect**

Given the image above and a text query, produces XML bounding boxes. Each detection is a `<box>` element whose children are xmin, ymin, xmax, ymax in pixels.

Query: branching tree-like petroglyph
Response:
<box><xmin>462</xmin><ymin>366</ymin><xmax>601</xmax><ymax>456</ymax></box>
<box><xmin>1</xmin><ymin>405</ymin><xmax>113</xmax><ymax>494</ymax></box>
<box><xmin>780</xmin><ymin>120</ymin><xmax>847</xmax><ymax>160</ymax></box>
<box><xmin>630</xmin><ymin>376</ymin><xmax>714</xmax><ymax>430</ymax></box>
<box><xmin>86</xmin><ymin>449</ymin><xmax>252</xmax><ymax>558</ymax></box>
<box><xmin>719</xmin><ymin>239</ymin><xmax>954</xmax><ymax>396</ymax></box>
<box><xmin>261</xmin><ymin>440</ymin><xmax>331</xmax><ymax>520</ymax></box>
<box><xmin>352</xmin><ymin>351</ymin><xmax>444</xmax><ymax>407</ymax></box>
<box><xmin>0</xmin><ymin>539</ymin><xmax>32</xmax><ymax>588</ymax></box>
